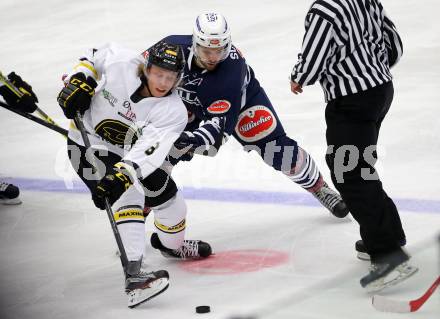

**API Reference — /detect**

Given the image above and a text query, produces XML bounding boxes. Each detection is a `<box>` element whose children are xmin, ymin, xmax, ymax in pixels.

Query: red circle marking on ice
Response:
<box><xmin>179</xmin><ymin>249</ymin><xmax>289</xmax><ymax>275</ymax></box>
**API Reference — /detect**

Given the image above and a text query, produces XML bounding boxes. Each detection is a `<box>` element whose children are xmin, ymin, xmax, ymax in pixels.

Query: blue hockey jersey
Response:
<box><xmin>162</xmin><ymin>35</ymin><xmax>265</xmax><ymax>150</ymax></box>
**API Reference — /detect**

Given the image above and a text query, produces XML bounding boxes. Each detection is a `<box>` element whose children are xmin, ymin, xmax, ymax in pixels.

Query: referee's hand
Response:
<box><xmin>290</xmin><ymin>81</ymin><xmax>303</xmax><ymax>95</ymax></box>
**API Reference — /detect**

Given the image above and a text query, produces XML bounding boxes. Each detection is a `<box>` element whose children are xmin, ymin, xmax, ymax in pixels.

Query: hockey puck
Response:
<box><xmin>195</xmin><ymin>305</ymin><xmax>210</xmax><ymax>313</ymax></box>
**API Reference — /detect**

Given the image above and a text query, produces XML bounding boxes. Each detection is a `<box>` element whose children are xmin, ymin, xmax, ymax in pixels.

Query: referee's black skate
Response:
<box><xmin>355</xmin><ymin>239</ymin><xmax>407</xmax><ymax>261</ymax></box>
<box><xmin>0</xmin><ymin>181</ymin><xmax>21</xmax><ymax>205</ymax></box>
<box><xmin>125</xmin><ymin>260</ymin><xmax>169</xmax><ymax>308</ymax></box>
<box><xmin>312</xmin><ymin>182</ymin><xmax>349</xmax><ymax>218</ymax></box>
<box><xmin>360</xmin><ymin>249</ymin><xmax>418</xmax><ymax>293</ymax></box>
<box><xmin>150</xmin><ymin>232</ymin><xmax>212</xmax><ymax>260</ymax></box>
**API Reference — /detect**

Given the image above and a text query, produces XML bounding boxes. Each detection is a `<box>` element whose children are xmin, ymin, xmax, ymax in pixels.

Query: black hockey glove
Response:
<box><xmin>57</xmin><ymin>72</ymin><xmax>97</xmax><ymax>119</ymax></box>
<box><xmin>172</xmin><ymin>132</ymin><xmax>197</xmax><ymax>163</ymax></box>
<box><xmin>174</xmin><ymin>131</ymin><xmax>198</xmax><ymax>151</ymax></box>
<box><xmin>0</xmin><ymin>72</ymin><xmax>38</xmax><ymax>113</ymax></box>
<box><xmin>92</xmin><ymin>164</ymin><xmax>133</xmax><ymax>210</ymax></box>
<box><xmin>167</xmin><ymin>149</ymin><xmax>194</xmax><ymax>166</ymax></box>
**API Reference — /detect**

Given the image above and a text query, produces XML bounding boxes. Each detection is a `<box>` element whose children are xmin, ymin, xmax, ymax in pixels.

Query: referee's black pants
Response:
<box><xmin>325</xmin><ymin>81</ymin><xmax>406</xmax><ymax>261</ymax></box>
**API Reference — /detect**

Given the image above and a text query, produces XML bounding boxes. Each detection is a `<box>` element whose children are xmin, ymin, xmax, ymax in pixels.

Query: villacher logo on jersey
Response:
<box><xmin>235</xmin><ymin>105</ymin><xmax>277</xmax><ymax>142</ymax></box>
<box><xmin>207</xmin><ymin>100</ymin><xmax>231</xmax><ymax>114</ymax></box>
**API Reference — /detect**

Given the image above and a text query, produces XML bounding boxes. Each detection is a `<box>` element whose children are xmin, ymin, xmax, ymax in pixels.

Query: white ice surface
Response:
<box><xmin>0</xmin><ymin>1</ymin><xmax>439</xmax><ymax>318</ymax></box>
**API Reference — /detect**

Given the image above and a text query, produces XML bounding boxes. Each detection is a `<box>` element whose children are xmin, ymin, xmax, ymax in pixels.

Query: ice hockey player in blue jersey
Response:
<box><xmin>163</xmin><ymin>13</ymin><xmax>349</xmax><ymax>218</ymax></box>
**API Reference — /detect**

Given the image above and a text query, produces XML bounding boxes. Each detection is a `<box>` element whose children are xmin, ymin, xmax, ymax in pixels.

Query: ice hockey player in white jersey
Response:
<box><xmin>57</xmin><ymin>41</ymin><xmax>212</xmax><ymax>308</ymax></box>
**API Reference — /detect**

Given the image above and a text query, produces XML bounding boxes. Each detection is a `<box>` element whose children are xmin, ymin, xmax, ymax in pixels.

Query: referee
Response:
<box><xmin>290</xmin><ymin>0</ymin><xmax>417</xmax><ymax>292</ymax></box>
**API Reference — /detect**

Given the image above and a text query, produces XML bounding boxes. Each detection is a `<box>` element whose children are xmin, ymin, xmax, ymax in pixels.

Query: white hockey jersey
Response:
<box><xmin>66</xmin><ymin>43</ymin><xmax>187</xmax><ymax>179</ymax></box>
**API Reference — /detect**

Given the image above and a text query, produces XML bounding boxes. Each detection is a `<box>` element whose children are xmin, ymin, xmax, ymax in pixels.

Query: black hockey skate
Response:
<box><xmin>0</xmin><ymin>181</ymin><xmax>21</xmax><ymax>205</ymax></box>
<box><xmin>360</xmin><ymin>249</ymin><xmax>418</xmax><ymax>293</ymax></box>
<box><xmin>150</xmin><ymin>232</ymin><xmax>212</xmax><ymax>260</ymax></box>
<box><xmin>125</xmin><ymin>260</ymin><xmax>169</xmax><ymax>308</ymax></box>
<box><xmin>355</xmin><ymin>238</ymin><xmax>407</xmax><ymax>261</ymax></box>
<box><xmin>312</xmin><ymin>182</ymin><xmax>349</xmax><ymax>218</ymax></box>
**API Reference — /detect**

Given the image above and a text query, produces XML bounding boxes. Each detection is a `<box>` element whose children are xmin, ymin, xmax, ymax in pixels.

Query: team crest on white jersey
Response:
<box><xmin>235</xmin><ymin>105</ymin><xmax>277</xmax><ymax>142</ymax></box>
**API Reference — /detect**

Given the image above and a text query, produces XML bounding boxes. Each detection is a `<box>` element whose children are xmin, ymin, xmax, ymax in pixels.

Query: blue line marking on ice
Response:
<box><xmin>3</xmin><ymin>177</ymin><xmax>440</xmax><ymax>214</ymax></box>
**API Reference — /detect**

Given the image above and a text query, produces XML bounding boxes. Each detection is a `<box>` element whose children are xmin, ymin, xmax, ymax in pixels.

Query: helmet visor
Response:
<box><xmin>194</xmin><ymin>43</ymin><xmax>229</xmax><ymax>64</ymax></box>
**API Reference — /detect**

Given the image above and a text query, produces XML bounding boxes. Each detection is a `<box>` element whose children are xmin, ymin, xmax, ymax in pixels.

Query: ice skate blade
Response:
<box><xmin>364</xmin><ymin>263</ymin><xmax>418</xmax><ymax>293</ymax></box>
<box><xmin>127</xmin><ymin>278</ymin><xmax>169</xmax><ymax>308</ymax></box>
<box><xmin>0</xmin><ymin>197</ymin><xmax>22</xmax><ymax>205</ymax></box>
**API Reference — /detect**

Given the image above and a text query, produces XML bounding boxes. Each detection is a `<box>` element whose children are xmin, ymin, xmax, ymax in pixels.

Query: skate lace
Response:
<box><xmin>175</xmin><ymin>240</ymin><xmax>200</xmax><ymax>259</ymax></box>
<box><xmin>0</xmin><ymin>182</ymin><xmax>10</xmax><ymax>192</ymax></box>
<box><xmin>313</xmin><ymin>184</ymin><xmax>341</xmax><ymax>210</ymax></box>
<box><xmin>129</xmin><ymin>269</ymin><xmax>157</xmax><ymax>281</ymax></box>
<box><xmin>137</xmin><ymin>270</ymin><xmax>156</xmax><ymax>279</ymax></box>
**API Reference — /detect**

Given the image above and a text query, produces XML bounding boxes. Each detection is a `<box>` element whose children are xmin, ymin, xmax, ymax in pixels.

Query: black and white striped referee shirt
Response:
<box><xmin>291</xmin><ymin>0</ymin><xmax>403</xmax><ymax>102</ymax></box>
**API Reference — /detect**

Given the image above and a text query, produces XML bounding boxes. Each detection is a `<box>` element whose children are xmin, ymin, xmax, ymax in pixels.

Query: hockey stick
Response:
<box><xmin>73</xmin><ymin>111</ymin><xmax>130</xmax><ymax>272</ymax></box>
<box><xmin>372</xmin><ymin>276</ymin><xmax>440</xmax><ymax>313</ymax></box>
<box><xmin>0</xmin><ymin>71</ymin><xmax>63</xmax><ymax>128</ymax></box>
<box><xmin>0</xmin><ymin>100</ymin><xmax>68</xmax><ymax>137</ymax></box>
<box><xmin>35</xmin><ymin>106</ymin><xmax>60</xmax><ymax>127</ymax></box>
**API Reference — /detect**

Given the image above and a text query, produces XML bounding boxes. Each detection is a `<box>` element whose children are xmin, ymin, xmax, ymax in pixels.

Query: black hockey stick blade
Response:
<box><xmin>0</xmin><ymin>101</ymin><xmax>68</xmax><ymax>137</ymax></box>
